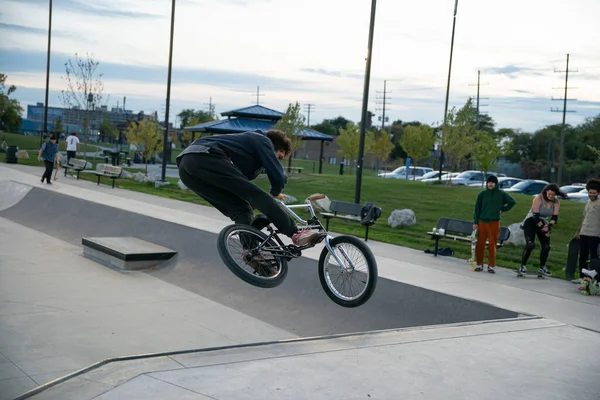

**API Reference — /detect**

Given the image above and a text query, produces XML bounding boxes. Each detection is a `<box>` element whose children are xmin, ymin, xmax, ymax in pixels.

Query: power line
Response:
<box><xmin>303</xmin><ymin>104</ymin><xmax>315</xmax><ymax>127</ymax></box>
<box><xmin>468</xmin><ymin>70</ymin><xmax>489</xmax><ymax>130</ymax></box>
<box><xmin>251</xmin><ymin>86</ymin><xmax>265</xmax><ymax>105</ymax></box>
<box><xmin>375</xmin><ymin>80</ymin><xmax>391</xmax><ymax>130</ymax></box>
<box><xmin>550</xmin><ymin>53</ymin><xmax>578</xmax><ymax>185</ymax></box>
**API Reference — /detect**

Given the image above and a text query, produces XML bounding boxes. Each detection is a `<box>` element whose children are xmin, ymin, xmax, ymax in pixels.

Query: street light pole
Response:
<box><xmin>161</xmin><ymin>0</ymin><xmax>176</xmax><ymax>182</ymax></box>
<box><xmin>354</xmin><ymin>0</ymin><xmax>377</xmax><ymax>204</ymax></box>
<box><xmin>41</xmin><ymin>0</ymin><xmax>53</xmax><ymax>147</ymax></box>
<box><xmin>439</xmin><ymin>0</ymin><xmax>459</xmax><ymax>180</ymax></box>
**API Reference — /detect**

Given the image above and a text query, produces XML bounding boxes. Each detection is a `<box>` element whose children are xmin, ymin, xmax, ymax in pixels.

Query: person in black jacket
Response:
<box><xmin>177</xmin><ymin>129</ymin><xmax>320</xmax><ymax>247</ymax></box>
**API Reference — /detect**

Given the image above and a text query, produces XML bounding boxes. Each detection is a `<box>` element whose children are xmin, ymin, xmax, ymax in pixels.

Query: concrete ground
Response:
<box><xmin>0</xmin><ymin>163</ymin><xmax>598</xmax><ymax>400</ymax></box>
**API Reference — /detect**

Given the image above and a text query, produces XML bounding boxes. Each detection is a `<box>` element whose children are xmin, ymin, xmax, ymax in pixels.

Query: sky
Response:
<box><xmin>1</xmin><ymin>0</ymin><xmax>599</xmax><ymax>132</ymax></box>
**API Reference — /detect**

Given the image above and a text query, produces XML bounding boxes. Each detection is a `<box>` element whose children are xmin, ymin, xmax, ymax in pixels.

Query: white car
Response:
<box><xmin>468</xmin><ymin>177</ymin><xmax>523</xmax><ymax>189</ymax></box>
<box><xmin>416</xmin><ymin>170</ymin><xmax>449</xmax><ymax>181</ymax></box>
<box><xmin>378</xmin><ymin>166</ymin><xmax>433</xmax><ymax>180</ymax></box>
<box><xmin>567</xmin><ymin>188</ymin><xmax>590</xmax><ymax>203</ymax></box>
<box><xmin>446</xmin><ymin>170</ymin><xmax>500</xmax><ymax>186</ymax></box>
<box><xmin>421</xmin><ymin>172</ymin><xmax>460</xmax><ymax>183</ymax></box>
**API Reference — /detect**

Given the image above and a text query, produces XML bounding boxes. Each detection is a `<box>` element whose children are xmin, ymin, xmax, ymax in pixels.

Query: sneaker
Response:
<box><xmin>518</xmin><ymin>265</ymin><xmax>527</xmax><ymax>275</ymax></box>
<box><xmin>571</xmin><ymin>278</ymin><xmax>583</xmax><ymax>284</ymax></box>
<box><xmin>292</xmin><ymin>231</ymin><xmax>321</xmax><ymax>247</ymax></box>
<box><xmin>538</xmin><ymin>266</ymin><xmax>552</xmax><ymax>277</ymax></box>
<box><xmin>487</xmin><ymin>266</ymin><xmax>496</xmax><ymax>274</ymax></box>
<box><xmin>582</xmin><ymin>268</ymin><xmax>598</xmax><ymax>279</ymax></box>
<box><xmin>474</xmin><ymin>265</ymin><xmax>484</xmax><ymax>272</ymax></box>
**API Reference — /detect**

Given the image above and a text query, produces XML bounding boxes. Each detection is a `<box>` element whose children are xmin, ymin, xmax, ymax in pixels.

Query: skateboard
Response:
<box><xmin>516</xmin><ymin>270</ymin><xmax>546</xmax><ymax>279</ymax></box>
<box><xmin>468</xmin><ymin>228</ymin><xmax>477</xmax><ymax>271</ymax></box>
<box><xmin>564</xmin><ymin>238</ymin><xmax>580</xmax><ymax>281</ymax></box>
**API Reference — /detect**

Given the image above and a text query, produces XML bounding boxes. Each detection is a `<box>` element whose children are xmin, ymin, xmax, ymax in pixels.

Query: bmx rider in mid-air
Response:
<box><xmin>176</xmin><ymin>129</ymin><xmax>320</xmax><ymax>249</ymax></box>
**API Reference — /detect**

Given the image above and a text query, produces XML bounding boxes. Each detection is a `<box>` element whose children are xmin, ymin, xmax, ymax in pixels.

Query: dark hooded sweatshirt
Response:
<box><xmin>176</xmin><ymin>130</ymin><xmax>288</xmax><ymax>196</ymax></box>
<box><xmin>473</xmin><ymin>185</ymin><xmax>517</xmax><ymax>224</ymax></box>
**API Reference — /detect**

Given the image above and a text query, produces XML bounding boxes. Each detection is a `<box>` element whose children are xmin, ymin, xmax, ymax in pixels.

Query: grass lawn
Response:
<box><xmin>68</xmin><ymin>169</ymin><xmax>585</xmax><ymax>279</ymax></box>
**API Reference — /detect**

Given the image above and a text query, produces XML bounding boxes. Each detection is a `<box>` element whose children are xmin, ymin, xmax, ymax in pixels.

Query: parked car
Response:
<box><xmin>416</xmin><ymin>170</ymin><xmax>449</xmax><ymax>181</ymax></box>
<box><xmin>503</xmin><ymin>179</ymin><xmax>549</xmax><ymax>195</ymax></box>
<box><xmin>378</xmin><ymin>166</ymin><xmax>433</xmax><ymax>180</ymax></box>
<box><xmin>566</xmin><ymin>188</ymin><xmax>590</xmax><ymax>203</ymax></box>
<box><xmin>446</xmin><ymin>170</ymin><xmax>500</xmax><ymax>186</ymax></box>
<box><xmin>560</xmin><ymin>185</ymin><xmax>587</xmax><ymax>194</ymax></box>
<box><xmin>421</xmin><ymin>172</ymin><xmax>460</xmax><ymax>183</ymax></box>
<box><xmin>468</xmin><ymin>177</ymin><xmax>523</xmax><ymax>189</ymax></box>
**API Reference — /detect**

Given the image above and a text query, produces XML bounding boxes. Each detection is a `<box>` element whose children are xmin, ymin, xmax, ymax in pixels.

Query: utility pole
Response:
<box><xmin>204</xmin><ymin>97</ymin><xmax>215</xmax><ymax>117</ymax></box>
<box><xmin>439</xmin><ymin>0</ymin><xmax>459</xmax><ymax>181</ymax></box>
<box><xmin>161</xmin><ymin>0</ymin><xmax>176</xmax><ymax>181</ymax></box>
<box><xmin>468</xmin><ymin>70</ymin><xmax>488</xmax><ymax>130</ymax></box>
<box><xmin>252</xmin><ymin>86</ymin><xmax>265</xmax><ymax>105</ymax></box>
<box><xmin>41</xmin><ymin>0</ymin><xmax>53</xmax><ymax>147</ymax></box>
<box><xmin>354</xmin><ymin>0</ymin><xmax>377</xmax><ymax>204</ymax></box>
<box><xmin>551</xmin><ymin>53</ymin><xmax>577</xmax><ymax>185</ymax></box>
<box><xmin>303</xmin><ymin>104</ymin><xmax>315</xmax><ymax>127</ymax></box>
<box><xmin>375</xmin><ymin>80</ymin><xmax>391</xmax><ymax>131</ymax></box>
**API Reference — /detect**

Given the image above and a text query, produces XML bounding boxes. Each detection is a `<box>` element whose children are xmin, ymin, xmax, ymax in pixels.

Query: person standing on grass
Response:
<box><xmin>518</xmin><ymin>183</ymin><xmax>566</xmax><ymax>277</ymax></box>
<box><xmin>574</xmin><ymin>179</ymin><xmax>600</xmax><ymax>283</ymax></box>
<box><xmin>38</xmin><ymin>134</ymin><xmax>59</xmax><ymax>184</ymax></box>
<box><xmin>473</xmin><ymin>175</ymin><xmax>517</xmax><ymax>273</ymax></box>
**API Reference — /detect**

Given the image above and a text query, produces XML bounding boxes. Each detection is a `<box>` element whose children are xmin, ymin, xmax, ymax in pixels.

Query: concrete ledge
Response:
<box><xmin>82</xmin><ymin>237</ymin><xmax>177</xmax><ymax>270</ymax></box>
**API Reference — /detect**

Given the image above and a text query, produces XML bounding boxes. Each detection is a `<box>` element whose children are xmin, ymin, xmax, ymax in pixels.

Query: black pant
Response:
<box><xmin>67</xmin><ymin>150</ymin><xmax>76</xmax><ymax>163</ymax></box>
<box><xmin>579</xmin><ymin>235</ymin><xmax>600</xmax><ymax>278</ymax></box>
<box><xmin>178</xmin><ymin>152</ymin><xmax>297</xmax><ymax>237</ymax></box>
<box><xmin>521</xmin><ymin>217</ymin><xmax>551</xmax><ymax>267</ymax></box>
<box><xmin>42</xmin><ymin>160</ymin><xmax>54</xmax><ymax>182</ymax></box>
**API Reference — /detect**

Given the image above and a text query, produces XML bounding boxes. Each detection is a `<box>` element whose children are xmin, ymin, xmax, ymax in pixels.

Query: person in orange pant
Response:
<box><xmin>473</xmin><ymin>175</ymin><xmax>517</xmax><ymax>273</ymax></box>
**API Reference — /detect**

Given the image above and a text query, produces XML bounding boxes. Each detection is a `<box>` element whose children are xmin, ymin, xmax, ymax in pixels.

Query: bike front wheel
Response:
<box><xmin>217</xmin><ymin>224</ymin><xmax>288</xmax><ymax>288</ymax></box>
<box><xmin>318</xmin><ymin>235</ymin><xmax>378</xmax><ymax>308</ymax></box>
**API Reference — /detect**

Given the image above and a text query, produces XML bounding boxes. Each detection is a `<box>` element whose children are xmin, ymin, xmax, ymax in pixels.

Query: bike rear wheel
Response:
<box><xmin>217</xmin><ymin>224</ymin><xmax>288</xmax><ymax>288</ymax></box>
<box><xmin>318</xmin><ymin>235</ymin><xmax>378</xmax><ymax>308</ymax></box>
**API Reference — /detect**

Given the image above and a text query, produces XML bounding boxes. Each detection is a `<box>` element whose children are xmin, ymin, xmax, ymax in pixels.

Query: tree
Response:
<box><xmin>336</xmin><ymin>121</ymin><xmax>374</xmax><ymax>171</ymax></box>
<box><xmin>125</xmin><ymin>119</ymin><xmax>162</xmax><ymax>174</ymax></box>
<box><xmin>400</xmin><ymin>124</ymin><xmax>435</xmax><ymax>179</ymax></box>
<box><xmin>371</xmin><ymin>129</ymin><xmax>395</xmax><ymax>169</ymax></box>
<box><xmin>99</xmin><ymin>119</ymin><xmax>118</xmax><ymax>143</ymax></box>
<box><xmin>440</xmin><ymin>99</ymin><xmax>477</xmax><ymax>173</ymax></box>
<box><xmin>472</xmin><ymin>131</ymin><xmax>512</xmax><ymax>186</ymax></box>
<box><xmin>179</xmin><ymin>109</ymin><xmax>217</xmax><ymax>146</ymax></box>
<box><xmin>0</xmin><ymin>73</ymin><xmax>23</xmax><ymax>132</ymax></box>
<box><xmin>273</xmin><ymin>101</ymin><xmax>306</xmax><ymax>170</ymax></box>
<box><xmin>53</xmin><ymin>118</ymin><xmax>64</xmax><ymax>134</ymax></box>
<box><xmin>311</xmin><ymin>120</ymin><xmax>337</xmax><ymax>137</ymax></box>
<box><xmin>59</xmin><ymin>53</ymin><xmax>108</xmax><ymax>157</ymax></box>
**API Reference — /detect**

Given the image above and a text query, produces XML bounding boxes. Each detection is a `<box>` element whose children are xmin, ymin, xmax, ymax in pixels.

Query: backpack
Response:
<box><xmin>360</xmin><ymin>202</ymin><xmax>382</xmax><ymax>227</ymax></box>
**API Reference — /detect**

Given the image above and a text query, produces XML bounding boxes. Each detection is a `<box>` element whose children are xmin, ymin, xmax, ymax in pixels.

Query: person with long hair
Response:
<box><xmin>518</xmin><ymin>183</ymin><xmax>566</xmax><ymax>277</ymax></box>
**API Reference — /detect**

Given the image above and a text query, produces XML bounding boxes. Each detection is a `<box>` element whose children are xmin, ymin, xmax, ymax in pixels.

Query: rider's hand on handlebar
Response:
<box><xmin>272</xmin><ymin>193</ymin><xmax>287</xmax><ymax>201</ymax></box>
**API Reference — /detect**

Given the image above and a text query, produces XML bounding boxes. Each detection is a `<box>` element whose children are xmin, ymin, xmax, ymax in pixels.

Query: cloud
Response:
<box><xmin>484</xmin><ymin>65</ymin><xmax>546</xmax><ymax>79</ymax></box>
<box><xmin>6</xmin><ymin>0</ymin><xmax>160</xmax><ymax>19</ymax></box>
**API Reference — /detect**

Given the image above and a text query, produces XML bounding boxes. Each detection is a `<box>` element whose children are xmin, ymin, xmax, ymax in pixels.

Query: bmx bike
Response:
<box><xmin>216</xmin><ymin>194</ymin><xmax>378</xmax><ymax>308</ymax></box>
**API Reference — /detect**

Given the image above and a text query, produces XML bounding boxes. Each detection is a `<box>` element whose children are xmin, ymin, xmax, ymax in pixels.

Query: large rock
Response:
<box><xmin>507</xmin><ymin>223</ymin><xmax>526</xmax><ymax>246</ymax></box>
<box><xmin>155</xmin><ymin>180</ymin><xmax>170</xmax><ymax>189</ymax></box>
<box><xmin>177</xmin><ymin>179</ymin><xmax>189</xmax><ymax>190</ymax></box>
<box><xmin>388</xmin><ymin>209</ymin><xmax>417</xmax><ymax>228</ymax></box>
<box><xmin>121</xmin><ymin>169</ymin><xmax>133</xmax><ymax>179</ymax></box>
<box><xmin>306</xmin><ymin>194</ymin><xmax>331</xmax><ymax>212</ymax></box>
<box><xmin>282</xmin><ymin>194</ymin><xmax>297</xmax><ymax>205</ymax></box>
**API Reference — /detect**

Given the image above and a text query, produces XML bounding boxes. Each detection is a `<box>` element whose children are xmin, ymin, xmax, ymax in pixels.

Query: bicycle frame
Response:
<box><xmin>264</xmin><ymin>198</ymin><xmax>355</xmax><ymax>271</ymax></box>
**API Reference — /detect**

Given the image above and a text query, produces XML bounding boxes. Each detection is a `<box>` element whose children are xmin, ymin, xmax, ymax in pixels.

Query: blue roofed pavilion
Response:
<box><xmin>184</xmin><ymin>105</ymin><xmax>334</xmax><ymax>173</ymax></box>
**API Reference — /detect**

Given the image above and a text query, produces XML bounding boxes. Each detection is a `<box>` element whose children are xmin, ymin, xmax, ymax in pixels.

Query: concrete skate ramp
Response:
<box><xmin>0</xmin><ymin>180</ymin><xmax>32</xmax><ymax>211</ymax></box>
<box><xmin>0</xmin><ymin>188</ymin><xmax>519</xmax><ymax>337</ymax></box>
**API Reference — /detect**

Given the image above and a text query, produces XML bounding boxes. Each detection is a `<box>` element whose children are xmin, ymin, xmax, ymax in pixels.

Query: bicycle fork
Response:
<box><xmin>324</xmin><ymin>236</ymin><xmax>356</xmax><ymax>272</ymax></box>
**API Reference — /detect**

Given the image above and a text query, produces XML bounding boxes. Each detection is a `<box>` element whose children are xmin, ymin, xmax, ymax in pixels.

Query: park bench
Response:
<box><xmin>427</xmin><ymin>217</ymin><xmax>511</xmax><ymax>257</ymax></box>
<box><xmin>285</xmin><ymin>166</ymin><xmax>304</xmax><ymax>174</ymax></box>
<box><xmin>62</xmin><ymin>158</ymin><xmax>87</xmax><ymax>180</ymax></box>
<box><xmin>320</xmin><ymin>200</ymin><xmax>382</xmax><ymax>241</ymax></box>
<box><xmin>94</xmin><ymin>164</ymin><xmax>123</xmax><ymax>188</ymax></box>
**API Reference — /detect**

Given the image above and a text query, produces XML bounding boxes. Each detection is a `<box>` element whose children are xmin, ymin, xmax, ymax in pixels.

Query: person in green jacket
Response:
<box><xmin>473</xmin><ymin>175</ymin><xmax>517</xmax><ymax>273</ymax></box>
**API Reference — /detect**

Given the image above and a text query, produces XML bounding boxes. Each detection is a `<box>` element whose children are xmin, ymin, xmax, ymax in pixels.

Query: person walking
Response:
<box><xmin>38</xmin><ymin>134</ymin><xmax>59</xmax><ymax>184</ymax></box>
<box><xmin>473</xmin><ymin>175</ymin><xmax>517</xmax><ymax>273</ymax></box>
<box><xmin>518</xmin><ymin>183</ymin><xmax>566</xmax><ymax>277</ymax></box>
<box><xmin>574</xmin><ymin>179</ymin><xmax>600</xmax><ymax>282</ymax></box>
<box><xmin>65</xmin><ymin>132</ymin><xmax>80</xmax><ymax>164</ymax></box>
